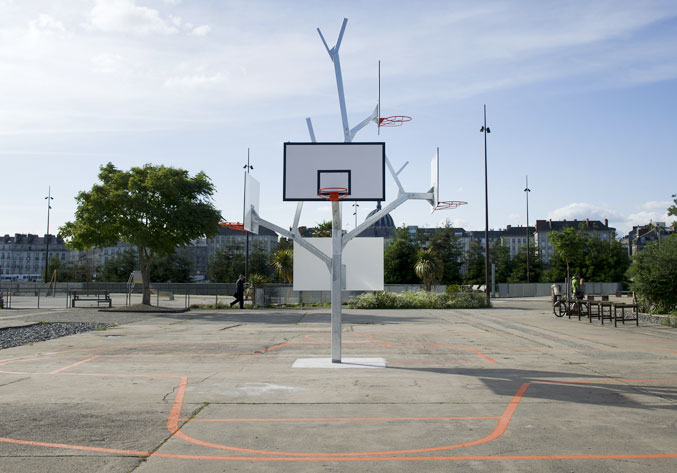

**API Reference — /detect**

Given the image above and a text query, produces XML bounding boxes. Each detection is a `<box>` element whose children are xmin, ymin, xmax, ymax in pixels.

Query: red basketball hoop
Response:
<box><xmin>379</xmin><ymin>115</ymin><xmax>412</xmax><ymax>127</ymax></box>
<box><xmin>219</xmin><ymin>221</ymin><xmax>246</xmax><ymax>231</ymax></box>
<box><xmin>435</xmin><ymin>201</ymin><xmax>468</xmax><ymax>211</ymax></box>
<box><xmin>318</xmin><ymin>187</ymin><xmax>349</xmax><ymax>202</ymax></box>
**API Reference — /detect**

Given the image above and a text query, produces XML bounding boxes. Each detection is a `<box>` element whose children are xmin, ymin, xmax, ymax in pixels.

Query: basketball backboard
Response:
<box><xmin>293</xmin><ymin>237</ymin><xmax>384</xmax><ymax>291</ymax></box>
<box><xmin>243</xmin><ymin>173</ymin><xmax>260</xmax><ymax>234</ymax></box>
<box><xmin>283</xmin><ymin>142</ymin><xmax>385</xmax><ymax>201</ymax></box>
<box><xmin>428</xmin><ymin>148</ymin><xmax>439</xmax><ymax>210</ymax></box>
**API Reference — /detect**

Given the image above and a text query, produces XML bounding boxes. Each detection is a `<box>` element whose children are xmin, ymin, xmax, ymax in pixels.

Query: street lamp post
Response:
<box><xmin>243</xmin><ymin>149</ymin><xmax>253</xmax><ymax>280</ymax></box>
<box><xmin>524</xmin><ymin>175</ymin><xmax>531</xmax><ymax>283</ymax></box>
<box><xmin>44</xmin><ymin>187</ymin><xmax>54</xmax><ymax>283</ymax></box>
<box><xmin>352</xmin><ymin>202</ymin><xmax>359</xmax><ymax>229</ymax></box>
<box><xmin>480</xmin><ymin>105</ymin><xmax>491</xmax><ymax>305</ymax></box>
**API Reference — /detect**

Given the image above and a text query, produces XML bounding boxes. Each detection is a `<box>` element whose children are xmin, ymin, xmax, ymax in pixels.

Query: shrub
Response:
<box><xmin>348</xmin><ymin>290</ymin><xmax>489</xmax><ymax>310</ymax></box>
<box><xmin>627</xmin><ymin>235</ymin><xmax>677</xmax><ymax>314</ymax></box>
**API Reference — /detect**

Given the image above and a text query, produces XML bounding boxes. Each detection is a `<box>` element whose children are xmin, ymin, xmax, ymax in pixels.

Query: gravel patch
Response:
<box><xmin>0</xmin><ymin>322</ymin><xmax>109</xmax><ymax>350</ymax></box>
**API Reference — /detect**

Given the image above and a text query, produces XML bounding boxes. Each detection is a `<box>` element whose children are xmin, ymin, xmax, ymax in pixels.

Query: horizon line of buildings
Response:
<box><xmin>1</xmin><ymin>218</ymin><xmax>673</xmax><ymax>282</ymax></box>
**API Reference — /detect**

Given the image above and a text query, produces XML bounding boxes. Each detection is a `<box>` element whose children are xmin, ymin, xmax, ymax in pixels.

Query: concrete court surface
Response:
<box><xmin>0</xmin><ymin>299</ymin><xmax>676</xmax><ymax>472</ymax></box>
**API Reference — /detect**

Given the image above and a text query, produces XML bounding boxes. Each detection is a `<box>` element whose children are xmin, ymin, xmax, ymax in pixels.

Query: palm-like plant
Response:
<box><xmin>245</xmin><ymin>273</ymin><xmax>267</xmax><ymax>306</ymax></box>
<box><xmin>415</xmin><ymin>248</ymin><xmax>443</xmax><ymax>291</ymax></box>
<box><xmin>272</xmin><ymin>249</ymin><xmax>293</xmax><ymax>283</ymax></box>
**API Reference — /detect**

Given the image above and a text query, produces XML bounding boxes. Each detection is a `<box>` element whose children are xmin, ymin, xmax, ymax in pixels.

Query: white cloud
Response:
<box><xmin>191</xmin><ymin>24</ymin><xmax>210</xmax><ymax>37</ymax></box>
<box><xmin>28</xmin><ymin>14</ymin><xmax>65</xmax><ymax>35</ymax></box>
<box><xmin>90</xmin><ymin>0</ymin><xmax>178</xmax><ymax>35</ymax></box>
<box><xmin>548</xmin><ymin>201</ymin><xmax>672</xmax><ymax>236</ymax></box>
<box><xmin>91</xmin><ymin>52</ymin><xmax>126</xmax><ymax>73</ymax></box>
<box><xmin>163</xmin><ymin>72</ymin><xmax>227</xmax><ymax>88</ymax></box>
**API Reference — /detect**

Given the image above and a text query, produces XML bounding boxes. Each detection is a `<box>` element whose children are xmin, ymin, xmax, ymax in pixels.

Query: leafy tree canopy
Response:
<box><xmin>627</xmin><ymin>234</ymin><xmax>677</xmax><ymax>313</ymax></box>
<box><xmin>384</xmin><ymin>226</ymin><xmax>418</xmax><ymax>284</ymax></box>
<box><xmin>60</xmin><ymin>163</ymin><xmax>221</xmax><ymax>304</ymax></box>
<box><xmin>547</xmin><ymin>226</ymin><xmax>629</xmax><ymax>282</ymax></box>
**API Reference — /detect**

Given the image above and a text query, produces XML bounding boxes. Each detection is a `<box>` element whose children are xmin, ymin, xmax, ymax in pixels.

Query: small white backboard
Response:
<box><xmin>293</xmin><ymin>237</ymin><xmax>384</xmax><ymax>291</ymax></box>
<box><xmin>283</xmin><ymin>142</ymin><xmax>385</xmax><ymax>201</ymax></box>
<box><xmin>428</xmin><ymin>148</ymin><xmax>439</xmax><ymax>211</ymax></box>
<box><xmin>243</xmin><ymin>173</ymin><xmax>260</xmax><ymax>234</ymax></box>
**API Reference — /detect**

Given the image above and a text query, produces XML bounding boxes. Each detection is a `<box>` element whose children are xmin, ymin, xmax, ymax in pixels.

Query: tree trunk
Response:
<box><xmin>138</xmin><ymin>247</ymin><xmax>152</xmax><ymax>306</ymax></box>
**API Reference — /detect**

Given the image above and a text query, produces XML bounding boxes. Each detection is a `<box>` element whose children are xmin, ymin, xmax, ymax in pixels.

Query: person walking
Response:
<box><xmin>230</xmin><ymin>274</ymin><xmax>246</xmax><ymax>309</ymax></box>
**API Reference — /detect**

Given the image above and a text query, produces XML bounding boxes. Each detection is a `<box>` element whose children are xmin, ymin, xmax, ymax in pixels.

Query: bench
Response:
<box><xmin>610</xmin><ymin>291</ymin><xmax>639</xmax><ymax>327</ymax></box>
<box><xmin>583</xmin><ymin>292</ymin><xmax>638</xmax><ymax>326</ymax></box>
<box><xmin>70</xmin><ymin>290</ymin><xmax>112</xmax><ymax>308</ymax></box>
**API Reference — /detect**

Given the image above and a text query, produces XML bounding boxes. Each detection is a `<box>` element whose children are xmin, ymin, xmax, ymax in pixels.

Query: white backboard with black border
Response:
<box><xmin>283</xmin><ymin>142</ymin><xmax>385</xmax><ymax>201</ymax></box>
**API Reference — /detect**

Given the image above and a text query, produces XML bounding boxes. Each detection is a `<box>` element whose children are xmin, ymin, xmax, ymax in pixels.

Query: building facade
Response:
<box><xmin>535</xmin><ymin>219</ymin><xmax>614</xmax><ymax>264</ymax></box>
<box><xmin>622</xmin><ymin>222</ymin><xmax>675</xmax><ymax>257</ymax></box>
<box><xmin>0</xmin><ymin>234</ymin><xmax>69</xmax><ymax>281</ymax></box>
<box><xmin>500</xmin><ymin>225</ymin><xmax>535</xmax><ymax>258</ymax></box>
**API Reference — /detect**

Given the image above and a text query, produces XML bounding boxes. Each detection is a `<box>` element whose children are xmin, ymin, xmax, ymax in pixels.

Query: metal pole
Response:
<box><xmin>524</xmin><ymin>175</ymin><xmax>531</xmax><ymax>283</ymax></box>
<box><xmin>352</xmin><ymin>202</ymin><xmax>359</xmax><ymax>229</ymax></box>
<box><xmin>243</xmin><ymin>149</ymin><xmax>253</xmax><ymax>280</ymax></box>
<box><xmin>44</xmin><ymin>187</ymin><xmax>53</xmax><ymax>283</ymax></box>
<box><xmin>481</xmin><ymin>105</ymin><xmax>491</xmax><ymax>305</ymax></box>
<box><xmin>331</xmin><ymin>200</ymin><xmax>342</xmax><ymax>363</ymax></box>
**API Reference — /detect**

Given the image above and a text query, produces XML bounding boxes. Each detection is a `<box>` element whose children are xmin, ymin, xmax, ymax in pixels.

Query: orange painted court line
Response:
<box><xmin>165</xmin><ymin>379</ymin><xmax>527</xmax><ymax>457</ymax></box>
<box><xmin>1</xmin><ymin>433</ymin><xmax>677</xmax><ymax>463</ymax></box>
<box><xmin>49</xmin><ymin>356</ymin><xmax>100</xmax><ymax>374</ymax></box>
<box><xmin>0</xmin><ymin>369</ymin><xmax>676</xmax><ymax>462</ymax></box>
<box><xmin>0</xmin><ymin>435</ymin><xmax>150</xmax><ymax>457</ymax></box>
<box><xmin>178</xmin><ymin>415</ymin><xmax>500</xmax><ymax>423</ymax></box>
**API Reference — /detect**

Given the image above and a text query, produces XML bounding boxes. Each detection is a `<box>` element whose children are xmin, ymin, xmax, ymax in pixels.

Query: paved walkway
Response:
<box><xmin>1</xmin><ymin>299</ymin><xmax>676</xmax><ymax>472</ymax></box>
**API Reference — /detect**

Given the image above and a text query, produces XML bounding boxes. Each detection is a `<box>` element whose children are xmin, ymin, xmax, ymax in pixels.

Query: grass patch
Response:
<box><xmin>347</xmin><ymin>290</ymin><xmax>490</xmax><ymax>309</ymax></box>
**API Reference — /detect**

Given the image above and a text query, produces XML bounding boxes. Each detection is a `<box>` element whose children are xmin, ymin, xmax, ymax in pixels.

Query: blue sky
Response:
<box><xmin>1</xmin><ymin>0</ymin><xmax>676</xmax><ymax>238</ymax></box>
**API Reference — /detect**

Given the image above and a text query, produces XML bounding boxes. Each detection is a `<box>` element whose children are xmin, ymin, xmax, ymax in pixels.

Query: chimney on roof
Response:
<box><xmin>574</xmin><ymin>218</ymin><xmax>577</xmax><ymax>222</ymax></box>
<box><xmin>604</xmin><ymin>218</ymin><xmax>608</xmax><ymax>227</ymax></box>
<box><xmin>563</xmin><ymin>218</ymin><xmax>566</xmax><ymax>222</ymax></box>
<box><xmin>586</xmin><ymin>218</ymin><xmax>589</xmax><ymax>226</ymax></box>
<box><xmin>549</xmin><ymin>218</ymin><xmax>552</xmax><ymax>229</ymax></box>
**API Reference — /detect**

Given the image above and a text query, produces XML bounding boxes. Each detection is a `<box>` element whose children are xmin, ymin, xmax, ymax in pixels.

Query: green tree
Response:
<box><xmin>150</xmin><ymin>252</ymin><xmax>192</xmax><ymax>283</ymax></box>
<box><xmin>210</xmin><ymin>242</ymin><xmax>245</xmax><ymax>283</ymax></box>
<box><xmin>100</xmin><ymin>248</ymin><xmax>138</xmax><ymax>282</ymax></box>
<box><xmin>668</xmin><ymin>193</ymin><xmax>677</xmax><ymax>225</ymax></box>
<box><xmin>428</xmin><ymin>223</ymin><xmax>464</xmax><ymax>284</ymax></box>
<box><xmin>45</xmin><ymin>256</ymin><xmax>91</xmax><ymax>283</ymax></box>
<box><xmin>415</xmin><ymin>248</ymin><xmax>443</xmax><ymax>291</ymax></box>
<box><xmin>272</xmin><ymin>248</ymin><xmax>294</xmax><ymax>283</ymax></box>
<box><xmin>508</xmin><ymin>245</ymin><xmax>543</xmax><ymax>283</ymax></box>
<box><xmin>547</xmin><ymin>227</ymin><xmax>587</xmax><ymax>281</ymax></box>
<box><xmin>627</xmin><ymin>234</ymin><xmax>677</xmax><ymax>313</ymax></box>
<box><xmin>384</xmin><ymin>226</ymin><xmax>419</xmax><ymax>284</ymax></box>
<box><xmin>310</xmin><ymin>221</ymin><xmax>332</xmax><ymax>237</ymax></box>
<box><xmin>248</xmin><ymin>242</ymin><xmax>272</xmax><ymax>279</ymax></box>
<box><xmin>491</xmin><ymin>243</ymin><xmax>513</xmax><ymax>283</ymax></box>
<box><xmin>463</xmin><ymin>240</ymin><xmax>486</xmax><ymax>285</ymax></box>
<box><xmin>60</xmin><ymin>163</ymin><xmax>221</xmax><ymax>304</ymax></box>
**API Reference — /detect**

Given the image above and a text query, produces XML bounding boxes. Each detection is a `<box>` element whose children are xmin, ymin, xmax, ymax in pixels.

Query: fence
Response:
<box><xmin>0</xmin><ymin>281</ymin><xmax>626</xmax><ymax>309</ymax></box>
<box><xmin>495</xmin><ymin>282</ymin><xmax>624</xmax><ymax>298</ymax></box>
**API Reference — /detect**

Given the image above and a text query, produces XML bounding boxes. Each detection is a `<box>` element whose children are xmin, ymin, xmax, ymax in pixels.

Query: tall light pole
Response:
<box><xmin>243</xmin><ymin>149</ymin><xmax>253</xmax><ymax>280</ymax></box>
<box><xmin>524</xmin><ymin>175</ymin><xmax>531</xmax><ymax>283</ymax></box>
<box><xmin>480</xmin><ymin>105</ymin><xmax>491</xmax><ymax>305</ymax></box>
<box><xmin>352</xmin><ymin>202</ymin><xmax>359</xmax><ymax>229</ymax></box>
<box><xmin>44</xmin><ymin>187</ymin><xmax>54</xmax><ymax>283</ymax></box>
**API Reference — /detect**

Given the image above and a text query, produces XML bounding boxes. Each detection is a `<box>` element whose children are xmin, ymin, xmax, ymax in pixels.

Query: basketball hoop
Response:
<box><xmin>318</xmin><ymin>187</ymin><xmax>349</xmax><ymax>202</ymax></box>
<box><xmin>435</xmin><ymin>201</ymin><xmax>468</xmax><ymax>211</ymax></box>
<box><xmin>219</xmin><ymin>221</ymin><xmax>246</xmax><ymax>231</ymax></box>
<box><xmin>379</xmin><ymin>115</ymin><xmax>412</xmax><ymax>127</ymax></box>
